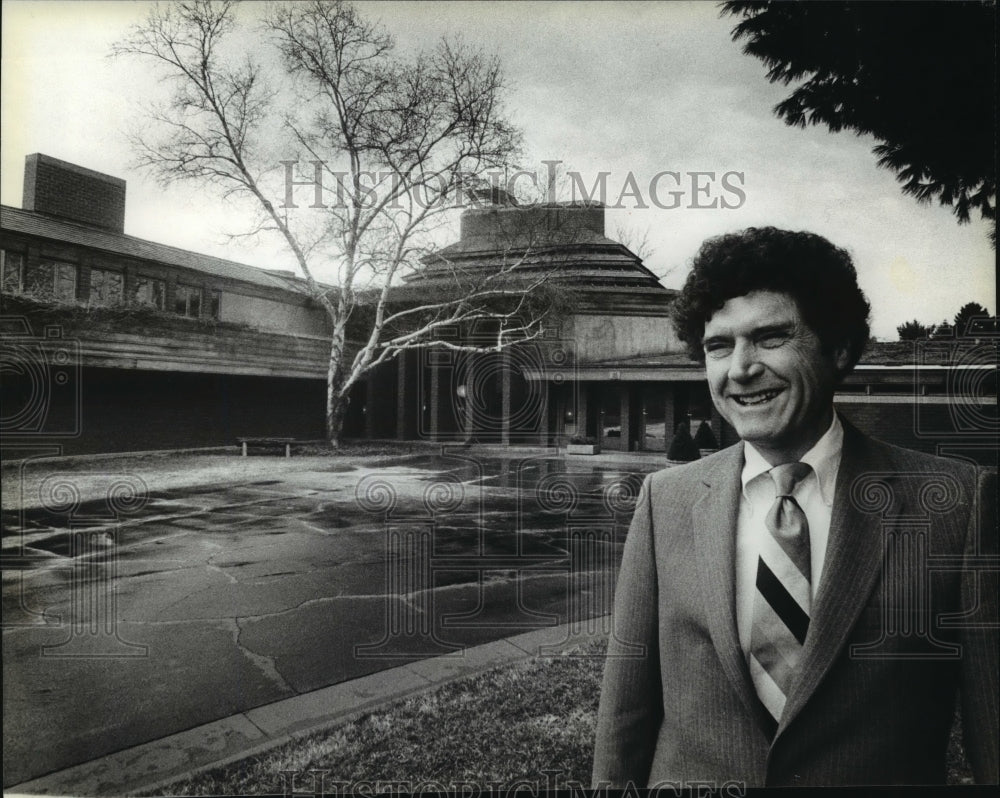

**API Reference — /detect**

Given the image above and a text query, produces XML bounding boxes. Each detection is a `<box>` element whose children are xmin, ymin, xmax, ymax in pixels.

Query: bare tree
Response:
<box><xmin>113</xmin><ymin>0</ymin><xmax>561</xmax><ymax>445</ymax></box>
<box><xmin>613</xmin><ymin>220</ymin><xmax>682</xmax><ymax>283</ymax></box>
<box><xmin>612</xmin><ymin>221</ymin><xmax>655</xmax><ymax>263</ymax></box>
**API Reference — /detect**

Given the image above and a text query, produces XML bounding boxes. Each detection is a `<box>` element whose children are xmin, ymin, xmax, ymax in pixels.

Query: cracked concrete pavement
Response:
<box><xmin>2</xmin><ymin>450</ymin><xmax>654</xmax><ymax>787</ymax></box>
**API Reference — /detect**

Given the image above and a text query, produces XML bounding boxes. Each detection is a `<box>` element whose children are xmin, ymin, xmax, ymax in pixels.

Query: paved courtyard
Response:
<box><xmin>1</xmin><ymin>450</ymin><xmax>655</xmax><ymax>787</ymax></box>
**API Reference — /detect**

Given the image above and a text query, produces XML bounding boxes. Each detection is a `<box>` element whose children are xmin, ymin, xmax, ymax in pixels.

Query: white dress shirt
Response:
<box><xmin>735</xmin><ymin>413</ymin><xmax>844</xmax><ymax>653</ymax></box>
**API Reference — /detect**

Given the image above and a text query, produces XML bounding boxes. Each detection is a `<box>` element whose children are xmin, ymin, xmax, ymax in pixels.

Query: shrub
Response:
<box><xmin>693</xmin><ymin>421</ymin><xmax>718</xmax><ymax>450</ymax></box>
<box><xmin>667</xmin><ymin>421</ymin><xmax>700</xmax><ymax>462</ymax></box>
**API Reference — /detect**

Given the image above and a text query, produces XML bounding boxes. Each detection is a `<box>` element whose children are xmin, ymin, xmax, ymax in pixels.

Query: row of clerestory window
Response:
<box><xmin>1</xmin><ymin>249</ymin><xmax>221</xmax><ymax>320</ymax></box>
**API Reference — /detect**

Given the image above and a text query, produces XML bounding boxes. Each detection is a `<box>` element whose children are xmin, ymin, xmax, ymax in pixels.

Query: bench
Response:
<box><xmin>237</xmin><ymin>437</ymin><xmax>298</xmax><ymax>458</ymax></box>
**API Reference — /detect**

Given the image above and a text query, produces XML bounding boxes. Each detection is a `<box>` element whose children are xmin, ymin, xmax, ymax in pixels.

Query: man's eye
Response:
<box><xmin>704</xmin><ymin>342</ymin><xmax>733</xmax><ymax>358</ymax></box>
<box><xmin>758</xmin><ymin>333</ymin><xmax>788</xmax><ymax>348</ymax></box>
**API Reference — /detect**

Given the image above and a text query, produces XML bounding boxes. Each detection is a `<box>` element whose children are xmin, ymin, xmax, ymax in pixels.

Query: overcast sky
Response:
<box><xmin>2</xmin><ymin>0</ymin><xmax>995</xmax><ymax>339</ymax></box>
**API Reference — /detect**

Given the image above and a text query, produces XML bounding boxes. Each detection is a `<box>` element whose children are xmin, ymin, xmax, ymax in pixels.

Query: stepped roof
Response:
<box><xmin>403</xmin><ymin>202</ymin><xmax>672</xmax><ymax>299</ymax></box>
<box><xmin>1</xmin><ymin>204</ymin><xmax>310</xmax><ymax>294</ymax></box>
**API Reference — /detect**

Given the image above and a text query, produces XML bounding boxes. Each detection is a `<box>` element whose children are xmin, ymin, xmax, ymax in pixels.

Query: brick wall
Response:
<box><xmin>836</xmin><ymin>401</ymin><xmax>997</xmax><ymax>466</ymax></box>
<box><xmin>668</xmin><ymin>391</ymin><xmax>996</xmax><ymax>467</ymax></box>
<box><xmin>0</xmin><ymin>367</ymin><xmax>327</xmax><ymax>455</ymax></box>
<box><xmin>22</xmin><ymin>154</ymin><xmax>126</xmax><ymax>233</ymax></box>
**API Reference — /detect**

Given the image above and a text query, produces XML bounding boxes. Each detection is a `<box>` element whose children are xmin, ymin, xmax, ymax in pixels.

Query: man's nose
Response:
<box><xmin>727</xmin><ymin>340</ymin><xmax>763</xmax><ymax>382</ymax></box>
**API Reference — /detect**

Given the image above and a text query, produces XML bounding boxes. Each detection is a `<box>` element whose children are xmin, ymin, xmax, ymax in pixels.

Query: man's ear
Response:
<box><xmin>832</xmin><ymin>344</ymin><xmax>851</xmax><ymax>375</ymax></box>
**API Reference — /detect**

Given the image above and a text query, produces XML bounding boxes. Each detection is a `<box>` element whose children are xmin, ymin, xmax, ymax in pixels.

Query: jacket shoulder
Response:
<box><xmin>647</xmin><ymin>443</ymin><xmax>741</xmax><ymax>492</ymax></box>
<box><xmin>862</xmin><ymin>434</ymin><xmax>981</xmax><ymax>481</ymax></box>
<box><xmin>844</xmin><ymin>429</ymin><xmax>988</xmax><ymax>520</ymax></box>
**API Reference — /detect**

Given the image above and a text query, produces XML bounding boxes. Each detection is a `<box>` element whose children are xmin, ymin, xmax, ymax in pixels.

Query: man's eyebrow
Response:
<box><xmin>701</xmin><ymin>322</ymin><xmax>794</xmax><ymax>345</ymax></box>
<box><xmin>701</xmin><ymin>332</ymin><xmax>732</xmax><ymax>346</ymax></box>
<box><xmin>752</xmin><ymin>322</ymin><xmax>794</xmax><ymax>336</ymax></box>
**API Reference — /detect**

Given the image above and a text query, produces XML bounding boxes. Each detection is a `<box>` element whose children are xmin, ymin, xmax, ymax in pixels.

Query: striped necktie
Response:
<box><xmin>748</xmin><ymin>461</ymin><xmax>813</xmax><ymax>734</ymax></box>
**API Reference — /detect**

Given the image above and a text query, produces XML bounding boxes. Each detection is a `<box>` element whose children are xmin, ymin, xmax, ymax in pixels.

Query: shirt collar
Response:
<box><xmin>741</xmin><ymin>413</ymin><xmax>843</xmax><ymax>506</ymax></box>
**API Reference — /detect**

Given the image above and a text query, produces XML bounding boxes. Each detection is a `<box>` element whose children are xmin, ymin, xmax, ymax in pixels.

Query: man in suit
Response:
<box><xmin>592</xmin><ymin>227</ymin><xmax>997</xmax><ymax>787</ymax></box>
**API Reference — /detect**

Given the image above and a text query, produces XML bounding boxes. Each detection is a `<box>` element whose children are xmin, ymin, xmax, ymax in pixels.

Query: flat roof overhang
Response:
<box><xmin>521</xmin><ymin>363</ymin><xmax>996</xmax><ymax>383</ymax></box>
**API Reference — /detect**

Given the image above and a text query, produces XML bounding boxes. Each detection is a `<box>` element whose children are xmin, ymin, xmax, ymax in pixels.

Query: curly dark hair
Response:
<box><xmin>671</xmin><ymin>227</ymin><xmax>871</xmax><ymax>375</ymax></box>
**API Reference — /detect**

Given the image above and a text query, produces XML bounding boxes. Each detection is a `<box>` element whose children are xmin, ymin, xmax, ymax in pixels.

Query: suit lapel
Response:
<box><xmin>693</xmin><ymin>443</ymin><xmax>775</xmax><ymax>732</ymax></box>
<box><xmin>777</xmin><ymin>419</ymin><xmax>891</xmax><ymax>735</ymax></box>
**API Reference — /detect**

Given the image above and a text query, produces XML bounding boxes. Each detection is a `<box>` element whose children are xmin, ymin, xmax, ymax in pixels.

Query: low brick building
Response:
<box><xmin>2</xmin><ymin>154</ymin><xmax>331</xmax><ymax>454</ymax></box>
<box><xmin>2</xmin><ymin>154</ymin><xmax>995</xmax><ymax>464</ymax></box>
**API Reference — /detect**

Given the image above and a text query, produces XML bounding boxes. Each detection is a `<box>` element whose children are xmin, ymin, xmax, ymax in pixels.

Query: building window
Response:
<box><xmin>89</xmin><ymin>267</ymin><xmax>124</xmax><ymax>307</ymax></box>
<box><xmin>1</xmin><ymin>250</ymin><xmax>26</xmax><ymax>292</ymax></box>
<box><xmin>24</xmin><ymin>260</ymin><xmax>78</xmax><ymax>303</ymax></box>
<box><xmin>209</xmin><ymin>289</ymin><xmax>222</xmax><ymax>320</ymax></box>
<box><xmin>132</xmin><ymin>276</ymin><xmax>166</xmax><ymax>310</ymax></box>
<box><xmin>174</xmin><ymin>283</ymin><xmax>202</xmax><ymax>318</ymax></box>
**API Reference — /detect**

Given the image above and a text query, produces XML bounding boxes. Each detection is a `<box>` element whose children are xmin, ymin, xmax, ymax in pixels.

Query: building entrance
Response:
<box><xmin>599</xmin><ymin>386</ymin><xmax>623</xmax><ymax>450</ymax></box>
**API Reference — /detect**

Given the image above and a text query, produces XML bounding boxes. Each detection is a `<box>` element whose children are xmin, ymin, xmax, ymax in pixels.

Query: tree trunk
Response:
<box><xmin>327</xmin><ymin>393</ymin><xmax>348</xmax><ymax>449</ymax></box>
<box><xmin>326</xmin><ymin>338</ymin><xmax>347</xmax><ymax>448</ymax></box>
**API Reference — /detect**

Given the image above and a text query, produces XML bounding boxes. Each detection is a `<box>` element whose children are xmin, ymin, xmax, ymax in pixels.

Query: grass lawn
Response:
<box><xmin>143</xmin><ymin>639</ymin><xmax>608</xmax><ymax>796</ymax></box>
<box><xmin>144</xmin><ymin>633</ymin><xmax>974</xmax><ymax>795</ymax></box>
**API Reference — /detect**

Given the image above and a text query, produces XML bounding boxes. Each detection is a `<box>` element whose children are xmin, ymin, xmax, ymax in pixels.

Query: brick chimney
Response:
<box><xmin>22</xmin><ymin>153</ymin><xmax>126</xmax><ymax>234</ymax></box>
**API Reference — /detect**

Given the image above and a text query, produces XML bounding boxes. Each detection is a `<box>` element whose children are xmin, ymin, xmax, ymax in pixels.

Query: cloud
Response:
<box><xmin>1</xmin><ymin>0</ymin><xmax>993</xmax><ymax>339</ymax></box>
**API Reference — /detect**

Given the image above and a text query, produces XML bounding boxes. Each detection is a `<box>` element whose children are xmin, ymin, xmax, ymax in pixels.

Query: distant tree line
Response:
<box><xmin>896</xmin><ymin>302</ymin><xmax>995</xmax><ymax>340</ymax></box>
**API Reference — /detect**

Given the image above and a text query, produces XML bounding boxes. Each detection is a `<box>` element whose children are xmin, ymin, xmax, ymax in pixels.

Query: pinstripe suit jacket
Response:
<box><xmin>592</xmin><ymin>420</ymin><xmax>998</xmax><ymax>786</ymax></box>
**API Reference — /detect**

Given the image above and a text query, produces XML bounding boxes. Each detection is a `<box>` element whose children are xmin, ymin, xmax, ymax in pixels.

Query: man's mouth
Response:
<box><xmin>730</xmin><ymin>389</ymin><xmax>783</xmax><ymax>407</ymax></box>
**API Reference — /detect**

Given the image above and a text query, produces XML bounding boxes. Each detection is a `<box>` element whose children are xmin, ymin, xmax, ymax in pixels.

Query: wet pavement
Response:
<box><xmin>2</xmin><ymin>452</ymin><xmax>655</xmax><ymax>787</ymax></box>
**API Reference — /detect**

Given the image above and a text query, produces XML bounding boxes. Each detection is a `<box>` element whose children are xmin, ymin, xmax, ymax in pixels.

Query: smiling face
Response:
<box><xmin>702</xmin><ymin>290</ymin><xmax>849</xmax><ymax>465</ymax></box>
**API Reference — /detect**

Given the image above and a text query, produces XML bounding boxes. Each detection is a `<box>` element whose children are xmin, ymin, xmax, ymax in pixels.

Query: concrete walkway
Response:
<box><xmin>6</xmin><ymin>617</ymin><xmax>611</xmax><ymax>797</ymax></box>
<box><xmin>4</xmin><ymin>445</ymin><xmax>658</xmax><ymax>795</ymax></box>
